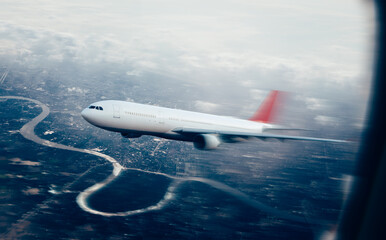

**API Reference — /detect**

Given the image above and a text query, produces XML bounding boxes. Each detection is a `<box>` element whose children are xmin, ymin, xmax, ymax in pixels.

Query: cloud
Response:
<box><xmin>249</xmin><ymin>89</ymin><xmax>268</xmax><ymax>101</ymax></box>
<box><xmin>126</xmin><ymin>70</ymin><xmax>142</xmax><ymax>77</ymax></box>
<box><xmin>194</xmin><ymin>100</ymin><xmax>219</xmax><ymax>113</ymax></box>
<box><xmin>304</xmin><ymin>97</ymin><xmax>330</xmax><ymax>111</ymax></box>
<box><xmin>314</xmin><ymin>115</ymin><xmax>340</xmax><ymax>126</ymax></box>
<box><xmin>67</xmin><ymin>87</ymin><xmax>88</xmax><ymax>94</ymax></box>
<box><xmin>0</xmin><ymin>0</ymin><xmax>373</xmax><ymax>104</ymax></box>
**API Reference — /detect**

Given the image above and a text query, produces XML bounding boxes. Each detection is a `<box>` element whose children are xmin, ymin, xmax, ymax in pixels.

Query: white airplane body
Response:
<box><xmin>81</xmin><ymin>91</ymin><xmax>345</xmax><ymax>150</ymax></box>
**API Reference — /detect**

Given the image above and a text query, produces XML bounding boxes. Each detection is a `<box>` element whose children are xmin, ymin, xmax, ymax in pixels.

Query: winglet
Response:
<box><xmin>249</xmin><ymin>90</ymin><xmax>285</xmax><ymax>123</ymax></box>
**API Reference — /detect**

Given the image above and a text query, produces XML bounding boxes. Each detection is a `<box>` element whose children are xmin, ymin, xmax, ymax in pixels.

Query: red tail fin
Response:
<box><xmin>249</xmin><ymin>90</ymin><xmax>285</xmax><ymax>123</ymax></box>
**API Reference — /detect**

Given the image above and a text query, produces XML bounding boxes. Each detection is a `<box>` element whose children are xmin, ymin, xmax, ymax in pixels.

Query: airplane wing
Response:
<box><xmin>172</xmin><ymin>127</ymin><xmax>347</xmax><ymax>143</ymax></box>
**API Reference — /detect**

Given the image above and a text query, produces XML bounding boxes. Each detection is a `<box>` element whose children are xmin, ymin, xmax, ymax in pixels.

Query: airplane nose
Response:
<box><xmin>81</xmin><ymin>108</ymin><xmax>89</xmax><ymax>120</ymax></box>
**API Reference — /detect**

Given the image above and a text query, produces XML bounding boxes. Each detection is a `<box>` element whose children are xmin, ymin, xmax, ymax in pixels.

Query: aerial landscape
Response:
<box><xmin>0</xmin><ymin>0</ymin><xmax>373</xmax><ymax>239</ymax></box>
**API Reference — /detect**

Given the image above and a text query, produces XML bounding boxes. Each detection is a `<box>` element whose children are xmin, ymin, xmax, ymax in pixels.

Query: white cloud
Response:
<box><xmin>0</xmin><ymin>0</ymin><xmax>374</xmax><ymax>101</ymax></box>
<box><xmin>249</xmin><ymin>89</ymin><xmax>267</xmax><ymax>101</ymax></box>
<box><xmin>44</xmin><ymin>130</ymin><xmax>54</xmax><ymax>135</ymax></box>
<box><xmin>67</xmin><ymin>87</ymin><xmax>87</xmax><ymax>94</ymax></box>
<box><xmin>194</xmin><ymin>100</ymin><xmax>219</xmax><ymax>113</ymax></box>
<box><xmin>304</xmin><ymin>97</ymin><xmax>330</xmax><ymax>111</ymax></box>
<box><xmin>314</xmin><ymin>115</ymin><xmax>340</xmax><ymax>126</ymax></box>
<box><xmin>126</xmin><ymin>70</ymin><xmax>142</xmax><ymax>77</ymax></box>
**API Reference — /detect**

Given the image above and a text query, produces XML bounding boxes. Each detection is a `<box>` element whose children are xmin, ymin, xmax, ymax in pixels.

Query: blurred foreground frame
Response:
<box><xmin>337</xmin><ymin>1</ymin><xmax>386</xmax><ymax>239</ymax></box>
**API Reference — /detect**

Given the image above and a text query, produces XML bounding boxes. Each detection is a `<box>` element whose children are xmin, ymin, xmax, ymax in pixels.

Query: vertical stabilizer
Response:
<box><xmin>249</xmin><ymin>90</ymin><xmax>284</xmax><ymax>123</ymax></box>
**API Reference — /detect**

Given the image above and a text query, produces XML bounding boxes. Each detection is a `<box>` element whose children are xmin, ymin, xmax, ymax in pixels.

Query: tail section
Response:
<box><xmin>249</xmin><ymin>90</ymin><xmax>285</xmax><ymax>123</ymax></box>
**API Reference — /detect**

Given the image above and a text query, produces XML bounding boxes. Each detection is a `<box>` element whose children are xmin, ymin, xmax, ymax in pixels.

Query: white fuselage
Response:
<box><xmin>81</xmin><ymin>91</ymin><xmax>346</xmax><ymax>150</ymax></box>
<box><xmin>81</xmin><ymin>100</ymin><xmax>269</xmax><ymax>142</ymax></box>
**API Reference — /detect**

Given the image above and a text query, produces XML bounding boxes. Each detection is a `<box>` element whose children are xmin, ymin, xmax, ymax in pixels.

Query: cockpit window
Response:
<box><xmin>88</xmin><ymin>105</ymin><xmax>103</xmax><ymax>111</ymax></box>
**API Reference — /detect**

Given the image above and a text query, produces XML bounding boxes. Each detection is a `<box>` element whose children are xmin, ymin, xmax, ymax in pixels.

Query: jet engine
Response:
<box><xmin>193</xmin><ymin>134</ymin><xmax>221</xmax><ymax>150</ymax></box>
<box><xmin>121</xmin><ymin>132</ymin><xmax>142</xmax><ymax>138</ymax></box>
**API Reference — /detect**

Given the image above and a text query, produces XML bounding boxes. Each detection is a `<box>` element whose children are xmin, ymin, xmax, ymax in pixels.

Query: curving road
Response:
<box><xmin>1</xmin><ymin>96</ymin><xmax>315</xmax><ymax>224</ymax></box>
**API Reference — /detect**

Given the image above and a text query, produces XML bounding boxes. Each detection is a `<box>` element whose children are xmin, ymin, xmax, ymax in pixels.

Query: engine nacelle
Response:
<box><xmin>193</xmin><ymin>134</ymin><xmax>221</xmax><ymax>150</ymax></box>
<box><xmin>121</xmin><ymin>132</ymin><xmax>142</xmax><ymax>138</ymax></box>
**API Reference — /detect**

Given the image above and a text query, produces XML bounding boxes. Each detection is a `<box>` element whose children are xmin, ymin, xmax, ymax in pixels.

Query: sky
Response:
<box><xmin>0</xmin><ymin>0</ymin><xmax>375</xmax><ymax>123</ymax></box>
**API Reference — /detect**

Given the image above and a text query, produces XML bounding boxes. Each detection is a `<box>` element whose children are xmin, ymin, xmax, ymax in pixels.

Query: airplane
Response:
<box><xmin>81</xmin><ymin>90</ymin><xmax>346</xmax><ymax>150</ymax></box>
